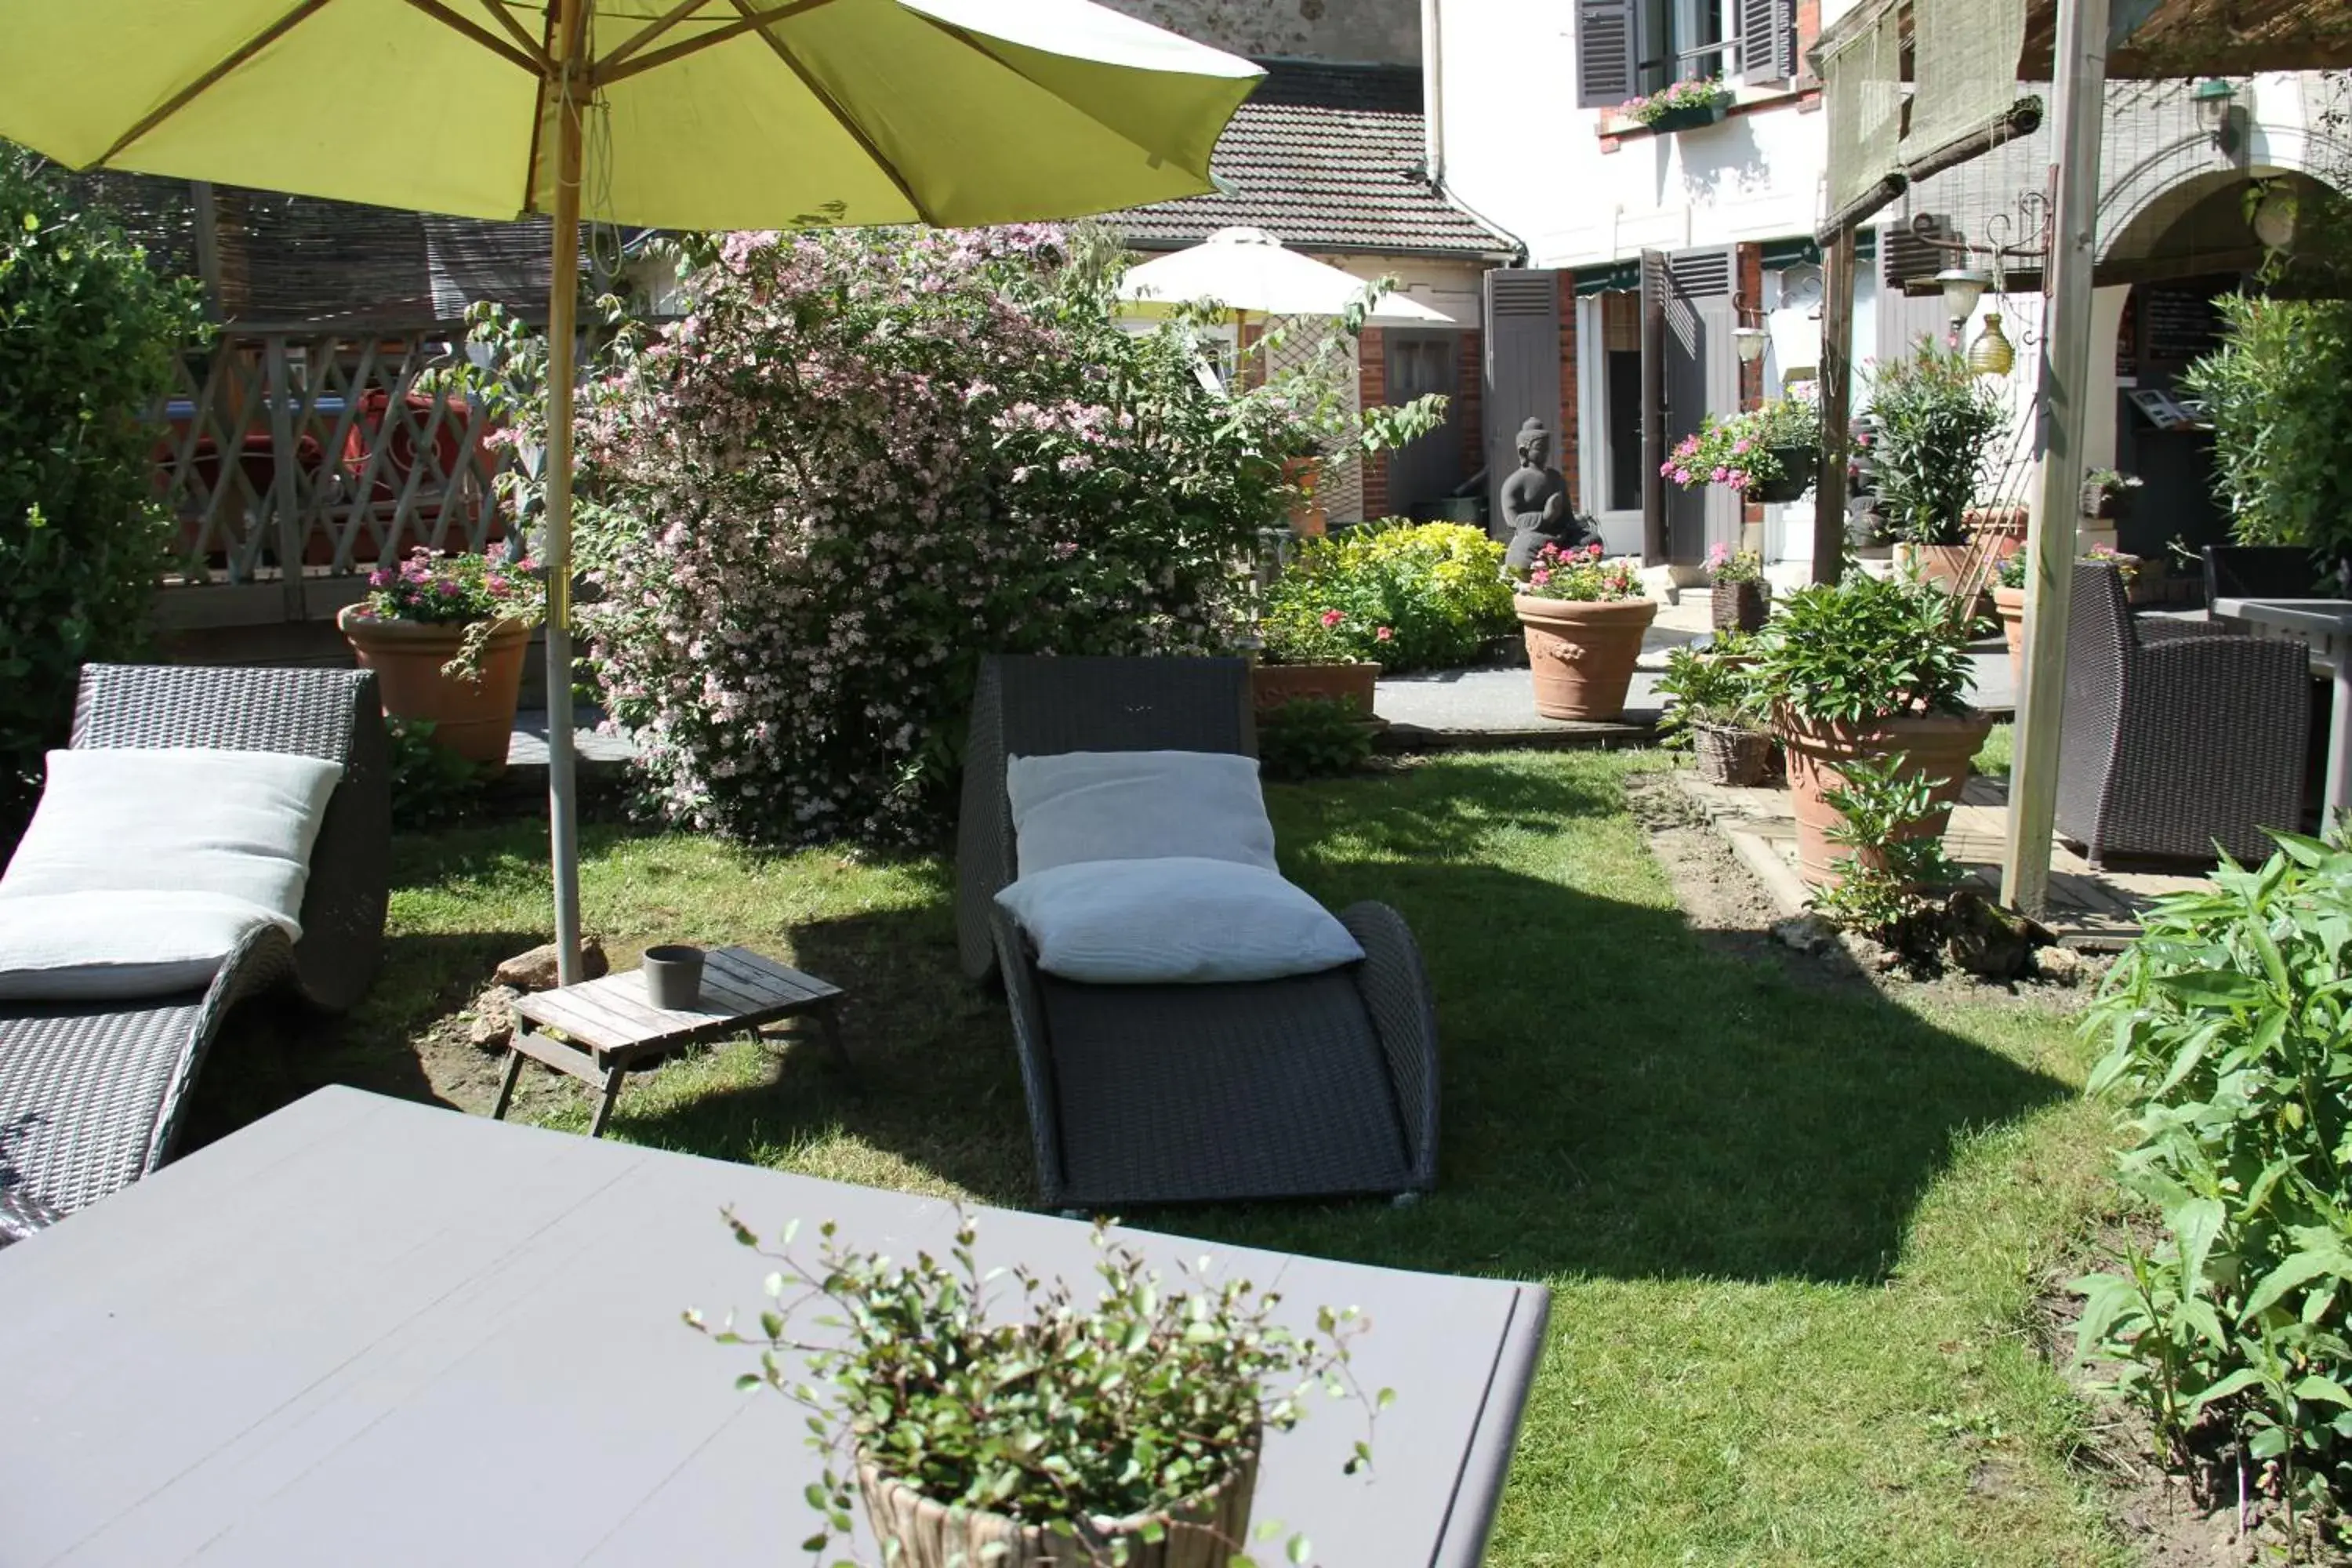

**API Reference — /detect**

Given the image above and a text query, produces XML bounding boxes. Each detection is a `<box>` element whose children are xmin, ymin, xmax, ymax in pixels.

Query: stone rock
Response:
<box><xmin>495</xmin><ymin>938</ymin><xmax>608</xmax><ymax>992</ymax></box>
<box><xmin>2033</xmin><ymin>944</ymin><xmax>2101</xmax><ymax>985</ymax></box>
<box><xmin>1770</xmin><ymin>915</ymin><xmax>1836</xmax><ymax>954</ymax></box>
<box><xmin>1943</xmin><ymin>888</ymin><xmax>2053</xmax><ymax>981</ymax></box>
<box><xmin>466</xmin><ymin>984</ymin><xmax>521</xmax><ymax>1050</ymax></box>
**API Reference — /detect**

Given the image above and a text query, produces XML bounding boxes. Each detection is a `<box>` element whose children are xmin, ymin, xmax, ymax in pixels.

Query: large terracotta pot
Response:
<box><xmin>1991</xmin><ymin>583</ymin><xmax>2027</xmax><ymax>689</ymax></box>
<box><xmin>1250</xmin><ymin>660</ymin><xmax>1378</xmax><ymax>717</ymax></box>
<box><xmin>1776</xmin><ymin>710</ymin><xmax>1994</xmax><ymax>887</ymax></box>
<box><xmin>858</xmin><ymin>1442</ymin><xmax>1258</xmax><ymax>1568</ymax></box>
<box><xmin>337</xmin><ymin>607</ymin><xmax>531</xmax><ymax>771</ymax></box>
<box><xmin>1514</xmin><ymin>594</ymin><xmax>1657</xmax><ymax>720</ymax></box>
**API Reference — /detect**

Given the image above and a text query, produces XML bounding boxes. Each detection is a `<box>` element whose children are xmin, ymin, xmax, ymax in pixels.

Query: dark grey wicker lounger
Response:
<box><xmin>0</xmin><ymin>664</ymin><xmax>390</xmax><ymax>1243</ymax></box>
<box><xmin>956</xmin><ymin>655</ymin><xmax>1438</xmax><ymax>1209</ymax></box>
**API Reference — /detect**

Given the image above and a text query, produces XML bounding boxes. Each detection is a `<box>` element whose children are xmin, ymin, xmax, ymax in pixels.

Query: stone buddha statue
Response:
<box><xmin>1499</xmin><ymin>417</ymin><xmax>1599</xmax><ymax>571</ymax></box>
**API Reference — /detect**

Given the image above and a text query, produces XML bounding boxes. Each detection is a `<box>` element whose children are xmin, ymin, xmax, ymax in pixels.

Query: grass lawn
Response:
<box><xmin>187</xmin><ymin>750</ymin><xmax>2125</xmax><ymax>1566</ymax></box>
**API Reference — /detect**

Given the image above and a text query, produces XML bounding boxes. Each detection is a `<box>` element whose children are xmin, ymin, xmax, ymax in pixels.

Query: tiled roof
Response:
<box><xmin>1113</xmin><ymin>61</ymin><xmax>1519</xmax><ymax>260</ymax></box>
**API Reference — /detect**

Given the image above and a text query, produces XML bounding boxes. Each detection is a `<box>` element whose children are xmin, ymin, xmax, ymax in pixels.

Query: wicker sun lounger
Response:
<box><xmin>0</xmin><ymin>664</ymin><xmax>390</xmax><ymax>1243</ymax></box>
<box><xmin>956</xmin><ymin>655</ymin><xmax>1438</xmax><ymax>1209</ymax></box>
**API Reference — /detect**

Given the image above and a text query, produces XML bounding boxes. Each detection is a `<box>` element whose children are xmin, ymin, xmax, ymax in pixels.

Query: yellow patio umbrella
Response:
<box><xmin>0</xmin><ymin>0</ymin><xmax>1261</xmax><ymax>982</ymax></box>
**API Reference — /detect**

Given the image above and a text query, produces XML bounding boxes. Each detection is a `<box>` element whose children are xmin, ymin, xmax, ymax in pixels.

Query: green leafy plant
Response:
<box><xmin>689</xmin><ymin>1209</ymin><xmax>1385</xmax><ymax>1566</ymax></box>
<box><xmin>2183</xmin><ymin>296</ymin><xmax>2352</xmax><ymax>585</ymax></box>
<box><xmin>1259</xmin><ymin>521</ymin><xmax>1513</xmax><ymax>672</ymax></box>
<box><xmin>1258</xmin><ymin>695</ymin><xmax>1377</xmax><ymax>782</ymax></box>
<box><xmin>1994</xmin><ymin>545</ymin><xmax>2139</xmax><ymax>590</ymax></box>
<box><xmin>1750</xmin><ymin>572</ymin><xmax>1978</xmax><ymax>728</ymax></box>
<box><xmin>1807</xmin><ymin>753</ymin><xmax>1963</xmax><ymax>944</ymax></box>
<box><xmin>2083</xmin><ymin>466</ymin><xmax>2142</xmax><ymax>499</ymax></box>
<box><xmin>2072</xmin><ymin>828</ymin><xmax>2352</xmax><ymax>1522</ymax></box>
<box><xmin>356</xmin><ymin>545</ymin><xmax>547</xmax><ymax>677</ymax></box>
<box><xmin>1515</xmin><ymin>541</ymin><xmax>1645</xmax><ymax>601</ymax></box>
<box><xmin>1664</xmin><ymin>398</ymin><xmax>1822</xmax><ymax>494</ymax></box>
<box><xmin>0</xmin><ymin>149</ymin><xmax>206</xmax><ymax>850</ymax></box>
<box><xmin>1864</xmin><ymin>339</ymin><xmax>2008</xmax><ymax>546</ymax></box>
<box><xmin>386</xmin><ymin>718</ymin><xmax>485</xmax><ymax>831</ymax></box>
<box><xmin>1654</xmin><ymin>633</ymin><xmax>1762</xmax><ymax>748</ymax></box>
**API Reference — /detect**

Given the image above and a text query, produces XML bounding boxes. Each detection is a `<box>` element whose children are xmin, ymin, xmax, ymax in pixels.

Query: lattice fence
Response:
<box><xmin>154</xmin><ymin>326</ymin><xmax>524</xmax><ymax>619</ymax></box>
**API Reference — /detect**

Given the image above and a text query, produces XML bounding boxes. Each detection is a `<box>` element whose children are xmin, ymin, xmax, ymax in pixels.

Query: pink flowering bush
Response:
<box><xmin>1515</xmin><ymin>542</ymin><xmax>1646</xmax><ymax>602</ymax></box>
<box><xmin>572</xmin><ymin>226</ymin><xmax>1302</xmax><ymax>844</ymax></box>
<box><xmin>1662</xmin><ymin>397</ymin><xmax>1821</xmax><ymax>495</ymax></box>
<box><xmin>360</xmin><ymin>545</ymin><xmax>545</xmax><ymax>627</ymax></box>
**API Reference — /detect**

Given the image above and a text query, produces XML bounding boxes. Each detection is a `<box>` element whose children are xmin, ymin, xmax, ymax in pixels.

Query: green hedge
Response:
<box><xmin>1260</xmin><ymin>520</ymin><xmax>1515</xmax><ymax>673</ymax></box>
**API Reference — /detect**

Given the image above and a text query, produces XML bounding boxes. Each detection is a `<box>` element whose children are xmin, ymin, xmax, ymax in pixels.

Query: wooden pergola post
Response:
<box><xmin>1813</xmin><ymin>226</ymin><xmax>1857</xmax><ymax>586</ymax></box>
<box><xmin>2001</xmin><ymin>0</ymin><xmax>2111</xmax><ymax>914</ymax></box>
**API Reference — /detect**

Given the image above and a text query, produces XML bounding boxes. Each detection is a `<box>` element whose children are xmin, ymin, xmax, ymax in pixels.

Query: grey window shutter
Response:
<box><xmin>1482</xmin><ymin>270</ymin><xmax>1563</xmax><ymax>539</ymax></box>
<box><xmin>1740</xmin><ymin>0</ymin><xmax>1795</xmax><ymax>83</ymax></box>
<box><xmin>1577</xmin><ymin>0</ymin><xmax>1639</xmax><ymax>108</ymax></box>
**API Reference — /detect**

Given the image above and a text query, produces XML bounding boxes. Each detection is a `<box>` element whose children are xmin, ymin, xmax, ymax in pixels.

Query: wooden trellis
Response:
<box><xmin>152</xmin><ymin>325</ymin><xmax>524</xmax><ymax>629</ymax></box>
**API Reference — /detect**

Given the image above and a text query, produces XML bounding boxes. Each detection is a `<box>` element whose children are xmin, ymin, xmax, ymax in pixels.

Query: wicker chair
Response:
<box><xmin>0</xmin><ymin>665</ymin><xmax>390</xmax><ymax>1243</ymax></box>
<box><xmin>956</xmin><ymin>655</ymin><xmax>1438</xmax><ymax>1209</ymax></box>
<box><xmin>2058</xmin><ymin>562</ymin><xmax>2309</xmax><ymax>865</ymax></box>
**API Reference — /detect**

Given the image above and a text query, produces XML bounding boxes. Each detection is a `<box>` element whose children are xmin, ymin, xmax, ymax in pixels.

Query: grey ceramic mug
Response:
<box><xmin>642</xmin><ymin>945</ymin><xmax>706</xmax><ymax>1010</ymax></box>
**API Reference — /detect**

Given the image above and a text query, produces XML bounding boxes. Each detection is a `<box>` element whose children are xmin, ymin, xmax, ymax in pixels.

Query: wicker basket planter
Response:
<box><xmin>857</xmin><ymin>1444</ymin><xmax>1260</xmax><ymax>1568</ymax></box>
<box><xmin>336</xmin><ymin>607</ymin><xmax>529</xmax><ymax>771</ymax></box>
<box><xmin>1776</xmin><ymin>710</ymin><xmax>1994</xmax><ymax>887</ymax></box>
<box><xmin>1251</xmin><ymin>659</ymin><xmax>1378</xmax><ymax>717</ymax></box>
<box><xmin>1711</xmin><ymin>580</ymin><xmax>1768</xmax><ymax>632</ymax></box>
<box><xmin>1752</xmin><ymin>445</ymin><xmax>1817</xmax><ymax>503</ymax></box>
<box><xmin>1514</xmin><ymin>594</ymin><xmax>1657</xmax><ymax>720</ymax></box>
<box><xmin>1690</xmin><ymin>722</ymin><xmax>1772</xmax><ymax>786</ymax></box>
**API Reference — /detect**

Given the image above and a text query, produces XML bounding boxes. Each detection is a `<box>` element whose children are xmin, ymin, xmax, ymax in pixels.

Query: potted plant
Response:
<box><xmin>337</xmin><ymin>545</ymin><xmax>544</xmax><ymax>771</ymax></box>
<box><xmin>1751</xmin><ymin>572</ymin><xmax>1990</xmax><ymax>887</ymax></box>
<box><xmin>1991</xmin><ymin>546</ymin><xmax>2141</xmax><ymax>688</ymax></box>
<box><xmin>1256</xmin><ymin>578</ymin><xmax>1385</xmax><ymax>716</ymax></box>
<box><xmin>691</xmin><ymin>1209</ymin><xmax>1384</xmax><ymax>1566</ymax></box>
<box><xmin>1866</xmin><ymin>341</ymin><xmax>2007</xmax><ymax>593</ymax></box>
<box><xmin>1664</xmin><ymin>397</ymin><xmax>1823</xmax><ymax>506</ymax></box>
<box><xmin>2078</xmin><ymin>466</ymin><xmax>2141</xmax><ymax>521</ymax></box>
<box><xmin>1512</xmin><ymin>543</ymin><xmax>1655</xmax><ymax>720</ymax></box>
<box><xmin>1619</xmin><ymin>77</ymin><xmax>1734</xmax><ymax>132</ymax></box>
<box><xmin>1704</xmin><ymin>541</ymin><xmax>1770</xmax><ymax>631</ymax></box>
<box><xmin>1657</xmin><ymin>636</ymin><xmax>1770</xmax><ymax>786</ymax></box>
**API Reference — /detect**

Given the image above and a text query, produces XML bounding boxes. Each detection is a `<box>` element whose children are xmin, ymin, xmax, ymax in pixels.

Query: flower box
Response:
<box><xmin>1646</xmin><ymin>101</ymin><xmax>1726</xmax><ymax>132</ymax></box>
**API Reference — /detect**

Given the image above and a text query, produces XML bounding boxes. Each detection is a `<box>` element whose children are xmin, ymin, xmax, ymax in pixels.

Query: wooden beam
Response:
<box><xmin>592</xmin><ymin>0</ymin><xmax>839</xmax><ymax>87</ymax></box>
<box><xmin>477</xmin><ymin>0</ymin><xmax>554</xmax><ymax>70</ymax></box>
<box><xmin>1813</xmin><ymin>98</ymin><xmax>2045</xmax><ymax>248</ymax></box>
<box><xmin>397</xmin><ymin>0</ymin><xmax>543</xmax><ymax>74</ymax></box>
<box><xmin>595</xmin><ymin>0</ymin><xmax>720</xmax><ymax>77</ymax></box>
<box><xmin>1813</xmin><ymin>226</ymin><xmax>1857</xmax><ymax>587</ymax></box>
<box><xmin>726</xmin><ymin>0</ymin><xmax>932</xmax><ymax>223</ymax></box>
<box><xmin>93</xmin><ymin>0</ymin><xmax>336</xmax><ymax>168</ymax></box>
<box><xmin>2002</xmin><ymin>0</ymin><xmax>2111</xmax><ymax>916</ymax></box>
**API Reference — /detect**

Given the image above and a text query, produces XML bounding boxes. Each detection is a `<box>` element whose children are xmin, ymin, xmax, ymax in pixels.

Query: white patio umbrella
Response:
<box><xmin>0</xmin><ymin>0</ymin><xmax>1262</xmax><ymax>985</ymax></box>
<box><xmin>1118</xmin><ymin>226</ymin><xmax>1451</xmax><ymax>322</ymax></box>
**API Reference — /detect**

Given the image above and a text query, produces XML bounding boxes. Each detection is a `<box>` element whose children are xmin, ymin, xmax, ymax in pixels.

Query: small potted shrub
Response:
<box><xmin>1512</xmin><ymin>543</ymin><xmax>1655</xmax><ymax>720</ymax></box>
<box><xmin>2078</xmin><ymin>466</ymin><xmax>2141</xmax><ymax>521</ymax></box>
<box><xmin>1663</xmin><ymin>397</ymin><xmax>1822</xmax><ymax>505</ymax></box>
<box><xmin>1991</xmin><ymin>546</ymin><xmax>2140</xmax><ymax>688</ymax></box>
<box><xmin>1619</xmin><ymin>77</ymin><xmax>1734</xmax><ymax>132</ymax></box>
<box><xmin>1657</xmin><ymin>635</ymin><xmax>1769</xmax><ymax>786</ymax></box>
<box><xmin>336</xmin><ymin>545</ymin><xmax>544</xmax><ymax>770</ymax></box>
<box><xmin>691</xmin><ymin>1210</ymin><xmax>1385</xmax><ymax>1566</ymax></box>
<box><xmin>1866</xmin><ymin>341</ymin><xmax>2007</xmax><ymax>592</ymax></box>
<box><xmin>1751</xmin><ymin>572</ymin><xmax>1990</xmax><ymax>887</ymax></box>
<box><xmin>1705</xmin><ymin>541</ymin><xmax>1770</xmax><ymax>631</ymax></box>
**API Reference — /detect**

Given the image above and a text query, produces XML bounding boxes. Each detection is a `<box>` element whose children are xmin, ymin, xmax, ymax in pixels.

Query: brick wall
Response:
<box><xmin>1358</xmin><ymin>325</ymin><xmax>1388</xmax><ymax>520</ymax></box>
<box><xmin>1737</xmin><ymin>243</ymin><xmax>1766</xmax><ymax>545</ymax></box>
<box><xmin>1557</xmin><ymin>272</ymin><xmax>1581</xmax><ymax>506</ymax></box>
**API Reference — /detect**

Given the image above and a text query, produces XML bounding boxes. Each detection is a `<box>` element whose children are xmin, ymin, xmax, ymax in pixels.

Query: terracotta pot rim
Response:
<box><xmin>336</xmin><ymin>606</ymin><xmax>534</xmax><ymax>642</ymax></box>
<box><xmin>1773</xmin><ymin>709</ymin><xmax>1991</xmax><ymax>750</ymax></box>
<box><xmin>1254</xmin><ymin>657</ymin><xmax>1383</xmax><ymax>671</ymax></box>
<box><xmin>1991</xmin><ymin>583</ymin><xmax>2027</xmax><ymax>607</ymax></box>
<box><xmin>1512</xmin><ymin>593</ymin><xmax>1658</xmax><ymax>618</ymax></box>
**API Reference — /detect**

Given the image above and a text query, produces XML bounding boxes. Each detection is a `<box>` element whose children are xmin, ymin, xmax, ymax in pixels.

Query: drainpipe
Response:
<box><xmin>1421</xmin><ymin>0</ymin><xmax>1444</xmax><ymax>185</ymax></box>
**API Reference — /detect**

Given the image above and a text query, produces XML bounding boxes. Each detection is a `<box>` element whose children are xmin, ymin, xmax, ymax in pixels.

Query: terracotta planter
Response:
<box><xmin>858</xmin><ymin>1443</ymin><xmax>1258</xmax><ymax>1568</ymax></box>
<box><xmin>1776</xmin><ymin>710</ymin><xmax>1994</xmax><ymax>887</ymax></box>
<box><xmin>1282</xmin><ymin>456</ymin><xmax>1327</xmax><ymax>537</ymax></box>
<box><xmin>1691</xmin><ymin>722</ymin><xmax>1772</xmax><ymax>786</ymax></box>
<box><xmin>337</xmin><ymin>607</ymin><xmax>530</xmax><ymax>771</ymax></box>
<box><xmin>1514</xmin><ymin>594</ymin><xmax>1657</xmax><ymax>721</ymax></box>
<box><xmin>1992</xmin><ymin>583</ymin><xmax>2027</xmax><ymax>690</ymax></box>
<box><xmin>1711</xmin><ymin>580</ymin><xmax>1768</xmax><ymax>633</ymax></box>
<box><xmin>1251</xmin><ymin>660</ymin><xmax>1378</xmax><ymax>717</ymax></box>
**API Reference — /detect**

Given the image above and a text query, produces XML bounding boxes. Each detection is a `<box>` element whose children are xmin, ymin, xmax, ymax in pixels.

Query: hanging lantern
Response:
<box><xmin>1733</xmin><ymin>325</ymin><xmax>1769</xmax><ymax>364</ymax></box>
<box><xmin>2252</xmin><ymin>183</ymin><xmax>2299</xmax><ymax>250</ymax></box>
<box><xmin>1968</xmin><ymin>312</ymin><xmax>2015</xmax><ymax>377</ymax></box>
<box><xmin>1934</xmin><ymin>265</ymin><xmax>1991</xmax><ymax>328</ymax></box>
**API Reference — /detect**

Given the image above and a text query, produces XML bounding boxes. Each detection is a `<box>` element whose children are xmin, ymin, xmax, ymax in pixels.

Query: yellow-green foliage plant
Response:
<box><xmin>1261</xmin><ymin>520</ymin><xmax>1515</xmax><ymax>672</ymax></box>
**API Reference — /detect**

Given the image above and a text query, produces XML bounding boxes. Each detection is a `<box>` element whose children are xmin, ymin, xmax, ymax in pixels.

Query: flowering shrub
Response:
<box><xmin>1705</xmin><ymin>541</ymin><xmax>1765</xmax><ymax>584</ymax></box>
<box><xmin>360</xmin><ymin>546</ymin><xmax>544</xmax><ymax>626</ymax></box>
<box><xmin>1515</xmin><ymin>542</ymin><xmax>1646</xmax><ymax>602</ymax></box>
<box><xmin>1260</xmin><ymin>521</ymin><xmax>1513</xmax><ymax>672</ymax></box>
<box><xmin>1619</xmin><ymin>77</ymin><xmax>1733</xmax><ymax>125</ymax></box>
<box><xmin>1664</xmin><ymin>398</ymin><xmax>1820</xmax><ymax>493</ymax></box>
<box><xmin>572</xmin><ymin>225</ymin><xmax>1311</xmax><ymax>844</ymax></box>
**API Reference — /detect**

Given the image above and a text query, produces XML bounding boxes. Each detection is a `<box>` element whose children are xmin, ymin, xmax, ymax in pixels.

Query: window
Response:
<box><xmin>1638</xmin><ymin>0</ymin><xmax>1730</xmax><ymax>93</ymax></box>
<box><xmin>1577</xmin><ymin>0</ymin><xmax>1795</xmax><ymax>107</ymax></box>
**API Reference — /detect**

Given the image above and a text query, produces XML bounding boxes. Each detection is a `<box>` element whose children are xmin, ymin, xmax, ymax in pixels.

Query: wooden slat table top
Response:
<box><xmin>0</xmin><ymin>1089</ymin><xmax>1547</xmax><ymax>1567</ymax></box>
<box><xmin>514</xmin><ymin>946</ymin><xmax>840</xmax><ymax>1055</ymax></box>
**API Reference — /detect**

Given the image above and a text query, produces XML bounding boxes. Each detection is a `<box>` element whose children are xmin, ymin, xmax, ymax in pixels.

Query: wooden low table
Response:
<box><xmin>494</xmin><ymin>946</ymin><xmax>845</xmax><ymax>1136</ymax></box>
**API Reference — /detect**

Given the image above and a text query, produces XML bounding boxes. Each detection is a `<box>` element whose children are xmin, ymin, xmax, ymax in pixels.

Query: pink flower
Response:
<box><xmin>1673</xmin><ymin>468</ymin><xmax>1692</xmax><ymax>485</ymax></box>
<box><xmin>1585</xmin><ymin>544</ymin><xmax>1604</xmax><ymax>560</ymax></box>
<box><xmin>1660</xmin><ymin>460</ymin><xmax>1678</xmax><ymax>477</ymax></box>
<box><xmin>1530</xmin><ymin>568</ymin><xmax>1551</xmax><ymax>587</ymax></box>
<box><xmin>1711</xmin><ymin>466</ymin><xmax>1730</xmax><ymax>483</ymax></box>
<box><xmin>1375</xmin><ymin>626</ymin><xmax>1394</xmax><ymax>642</ymax></box>
<box><xmin>1707</xmin><ymin>542</ymin><xmax>1730</xmax><ymax>567</ymax></box>
<box><xmin>1319</xmin><ymin>608</ymin><xmax>1345</xmax><ymax>628</ymax></box>
<box><xmin>1733</xmin><ymin>437</ymin><xmax>1752</xmax><ymax>455</ymax></box>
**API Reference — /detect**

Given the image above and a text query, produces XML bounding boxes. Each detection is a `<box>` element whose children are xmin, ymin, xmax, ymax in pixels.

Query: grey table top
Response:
<box><xmin>0</xmin><ymin>1089</ymin><xmax>1546</xmax><ymax>1567</ymax></box>
<box><xmin>2213</xmin><ymin>597</ymin><xmax>2352</xmax><ymax>637</ymax></box>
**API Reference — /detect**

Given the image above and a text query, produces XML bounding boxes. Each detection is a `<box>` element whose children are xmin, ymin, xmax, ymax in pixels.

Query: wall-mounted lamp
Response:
<box><xmin>1934</xmin><ymin>265</ymin><xmax>1991</xmax><ymax>328</ymax></box>
<box><xmin>2194</xmin><ymin>78</ymin><xmax>2240</xmax><ymax>153</ymax></box>
<box><xmin>1968</xmin><ymin>312</ymin><xmax>2016</xmax><ymax>378</ymax></box>
<box><xmin>1733</xmin><ymin>325</ymin><xmax>1769</xmax><ymax>364</ymax></box>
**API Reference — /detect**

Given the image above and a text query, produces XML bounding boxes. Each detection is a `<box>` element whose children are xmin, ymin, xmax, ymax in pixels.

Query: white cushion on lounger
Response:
<box><xmin>994</xmin><ymin>857</ymin><xmax>1363</xmax><ymax>984</ymax></box>
<box><xmin>0</xmin><ymin>891</ymin><xmax>277</xmax><ymax>1000</ymax></box>
<box><xmin>0</xmin><ymin>747</ymin><xmax>343</xmax><ymax>938</ymax></box>
<box><xmin>1006</xmin><ymin>750</ymin><xmax>1276</xmax><ymax>880</ymax></box>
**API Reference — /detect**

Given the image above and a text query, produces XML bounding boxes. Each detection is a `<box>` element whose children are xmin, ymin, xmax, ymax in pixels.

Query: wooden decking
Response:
<box><xmin>1675</xmin><ymin>770</ymin><xmax>2212</xmax><ymax>949</ymax></box>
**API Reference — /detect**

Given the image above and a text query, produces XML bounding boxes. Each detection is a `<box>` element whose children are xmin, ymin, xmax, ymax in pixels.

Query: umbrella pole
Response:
<box><xmin>544</xmin><ymin>68</ymin><xmax>586</xmax><ymax>985</ymax></box>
